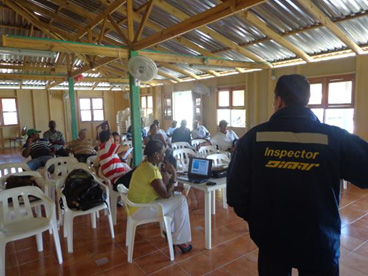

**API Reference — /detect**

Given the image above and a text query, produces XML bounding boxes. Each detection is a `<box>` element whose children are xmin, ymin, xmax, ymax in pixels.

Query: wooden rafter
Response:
<box><xmin>159</xmin><ymin>62</ymin><xmax>200</xmax><ymax>80</ymax></box>
<box><xmin>126</xmin><ymin>0</ymin><xmax>134</xmax><ymax>42</ymax></box>
<box><xmin>241</xmin><ymin>11</ymin><xmax>313</xmax><ymax>63</ymax></box>
<box><xmin>134</xmin><ymin>0</ymin><xmax>154</xmax><ymax>42</ymax></box>
<box><xmin>132</xmin><ymin>0</ymin><xmax>266</xmax><ymax>50</ymax></box>
<box><xmin>157</xmin><ymin>69</ymin><xmax>181</xmax><ymax>83</ymax></box>
<box><xmin>71</xmin><ymin>57</ymin><xmax>117</xmax><ymax>77</ymax></box>
<box><xmin>107</xmin><ymin>14</ymin><xmax>129</xmax><ymax>45</ymax></box>
<box><xmin>152</xmin><ymin>0</ymin><xmax>270</xmax><ymax>66</ymax></box>
<box><xmin>1</xmin><ymin>36</ymin><xmax>268</xmax><ymax>68</ymax></box>
<box><xmin>74</xmin><ymin>0</ymin><xmax>126</xmax><ymax>40</ymax></box>
<box><xmin>297</xmin><ymin>0</ymin><xmax>363</xmax><ymax>55</ymax></box>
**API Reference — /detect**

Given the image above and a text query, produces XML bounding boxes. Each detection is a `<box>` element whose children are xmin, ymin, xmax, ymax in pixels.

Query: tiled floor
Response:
<box><xmin>2</xmin><ymin>149</ymin><xmax>368</xmax><ymax>275</ymax></box>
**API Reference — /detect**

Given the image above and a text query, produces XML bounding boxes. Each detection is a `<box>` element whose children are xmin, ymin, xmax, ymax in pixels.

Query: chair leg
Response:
<box><xmin>91</xmin><ymin>213</ymin><xmax>97</xmax><ymax>229</ymax></box>
<box><xmin>0</xmin><ymin>242</ymin><xmax>5</xmax><ymax>276</ymax></box>
<box><xmin>127</xmin><ymin>223</ymin><xmax>137</xmax><ymax>263</ymax></box>
<box><xmin>163</xmin><ymin>217</ymin><xmax>174</xmax><ymax>261</ymax></box>
<box><xmin>110</xmin><ymin>195</ymin><xmax>117</xmax><ymax>225</ymax></box>
<box><xmin>107</xmin><ymin>207</ymin><xmax>115</xmax><ymax>239</ymax></box>
<box><xmin>36</xmin><ymin>233</ymin><xmax>43</xmax><ymax>252</ymax></box>
<box><xmin>126</xmin><ymin>220</ymin><xmax>131</xmax><ymax>247</ymax></box>
<box><xmin>51</xmin><ymin>218</ymin><xmax>63</xmax><ymax>264</ymax></box>
<box><xmin>65</xmin><ymin>215</ymin><xmax>74</xmax><ymax>253</ymax></box>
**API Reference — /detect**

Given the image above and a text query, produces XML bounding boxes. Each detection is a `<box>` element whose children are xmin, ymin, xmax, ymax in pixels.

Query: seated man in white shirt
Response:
<box><xmin>211</xmin><ymin>120</ymin><xmax>239</xmax><ymax>151</ymax></box>
<box><xmin>192</xmin><ymin>120</ymin><xmax>210</xmax><ymax>139</ymax></box>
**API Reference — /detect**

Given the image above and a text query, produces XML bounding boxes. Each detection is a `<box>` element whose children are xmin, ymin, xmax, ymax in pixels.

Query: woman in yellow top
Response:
<box><xmin>128</xmin><ymin>140</ymin><xmax>192</xmax><ymax>253</ymax></box>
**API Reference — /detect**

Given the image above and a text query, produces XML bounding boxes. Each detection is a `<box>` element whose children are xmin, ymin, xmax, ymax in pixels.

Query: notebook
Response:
<box><xmin>177</xmin><ymin>157</ymin><xmax>213</xmax><ymax>183</ymax></box>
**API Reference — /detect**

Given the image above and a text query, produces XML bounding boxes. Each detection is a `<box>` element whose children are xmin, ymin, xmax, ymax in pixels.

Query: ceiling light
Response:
<box><xmin>0</xmin><ymin>47</ymin><xmax>57</xmax><ymax>58</ymax></box>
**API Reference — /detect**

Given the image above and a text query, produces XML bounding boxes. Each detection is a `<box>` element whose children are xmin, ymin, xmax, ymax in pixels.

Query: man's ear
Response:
<box><xmin>274</xmin><ymin>96</ymin><xmax>285</xmax><ymax>111</ymax></box>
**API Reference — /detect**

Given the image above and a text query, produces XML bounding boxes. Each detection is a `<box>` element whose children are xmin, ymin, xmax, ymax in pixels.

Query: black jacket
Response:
<box><xmin>227</xmin><ymin>106</ymin><xmax>368</xmax><ymax>270</ymax></box>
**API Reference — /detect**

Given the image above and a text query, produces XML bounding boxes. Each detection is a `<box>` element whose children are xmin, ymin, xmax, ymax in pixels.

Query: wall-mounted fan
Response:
<box><xmin>128</xmin><ymin>56</ymin><xmax>158</xmax><ymax>85</ymax></box>
<box><xmin>192</xmin><ymin>83</ymin><xmax>211</xmax><ymax>96</ymax></box>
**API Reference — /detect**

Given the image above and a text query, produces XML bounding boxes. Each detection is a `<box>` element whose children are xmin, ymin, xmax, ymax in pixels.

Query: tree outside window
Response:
<box><xmin>1</xmin><ymin>98</ymin><xmax>18</xmax><ymax>125</ymax></box>
<box><xmin>79</xmin><ymin>98</ymin><xmax>104</xmax><ymax>122</ymax></box>
<box><xmin>308</xmin><ymin>74</ymin><xmax>354</xmax><ymax>133</ymax></box>
<box><xmin>217</xmin><ymin>87</ymin><xmax>246</xmax><ymax>128</ymax></box>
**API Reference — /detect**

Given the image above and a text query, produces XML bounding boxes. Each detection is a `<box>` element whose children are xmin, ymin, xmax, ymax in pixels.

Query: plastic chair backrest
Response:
<box><xmin>44</xmin><ymin>157</ymin><xmax>78</xmax><ymax>181</ymax></box>
<box><xmin>86</xmin><ymin>155</ymin><xmax>97</xmax><ymax>167</ymax></box>
<box><xmin>191</xmin><ymin>139</ymin><xmax>206</xmax><ymax>147</ymax></box>
<box><xmin>197</xmin><ymin>145</ymin><xmax>217</xmax><ymax>157</ymax></box>
<box><xmin>0</xmin><ymin>186</ymin><xmax>50</xmax><ymax>225</ymax></box>
<box><xmin>0</xmin><ymin>162</ymin><xmax>29</xmax><ymax>178</ymax></box>
<box><xmin>0</xmin><ymin>170</ymin><xmax>45</xmax><ymax>191</ymax></box>
<box><xmin>171</xmin><ymin>142</ymin><xmax>193</xmax><ymax>150</ymax></box>
<box><xmin>172</xmin><ymin>148</ymin><xmax>196</xmax><ymax>171</ymax></box>
<box><xmin>206</xmin><ymin>153</ymin><xmax>230</xmax><ymax>166</ymax></box>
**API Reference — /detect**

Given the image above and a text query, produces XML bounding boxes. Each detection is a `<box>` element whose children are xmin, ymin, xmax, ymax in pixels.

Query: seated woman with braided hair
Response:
<box><xmin>127</xmin><ymin>139</ymin><xmax>192</xmax><ymax>253</ymax></box>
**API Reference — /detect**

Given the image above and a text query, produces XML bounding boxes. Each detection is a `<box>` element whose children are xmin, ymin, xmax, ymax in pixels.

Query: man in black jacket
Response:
<box><xmin>227</xmin><ymin>74</ymin><xmax>368</xmax><ymax>276</ymax></box>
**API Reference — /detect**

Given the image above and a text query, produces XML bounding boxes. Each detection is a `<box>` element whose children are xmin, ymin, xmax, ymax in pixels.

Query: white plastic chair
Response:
<box><xmin>0</xmin><ymin>162</ymin><xmax>30</xmax><ymax>178</ymax></box>
<box><xmin>206</xmin><ymin>153</ymin><xmax>231</xmax><ymax>166</ymax></box>
<box><xmin>197</xmin><ymin>145</ymin><xmax>217</xmax><ymax>157</ymax></box>
<box><xmin>0</xmin><ymin>186</ymin><xmax>63</xmax><ymax>275</ymax></box>
<box><xmin>191</xmin><ymin>139</ymin><xmax>206</xmax><ymax>148</ymax></box>
<box><xmin>55</xmin><ymin>168</ymin><xmax>115</xmax><ymax>253</ymax></box>
<box><xmin>171</xmin><ymin>142</ymin><xmax>194</xmax><ymax>150</ymax></box>
<box><xmin>172</xmin><ymin>148</ymin><xmax>196</xmax><ymax>172</ymax></box>
<box><xmin>118</xmin><ymin>186</ymin><xmax>174</xmax><ymax>263</ymax></box>
<box><xmin>98</xmin><ymin>167</ymin><xmax>122</xmax><ymax>226</ymax></box>
<box><xmin>44</xmin><ymin>156</ymin><xmax>79</xmax><ymax>199</ymax></box>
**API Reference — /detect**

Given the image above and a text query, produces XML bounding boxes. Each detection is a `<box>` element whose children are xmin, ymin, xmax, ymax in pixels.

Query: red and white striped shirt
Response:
<box><xmin>99</xmin><ymin>141</ymin><xmax>127</xmax><ymax>184</ymax></box>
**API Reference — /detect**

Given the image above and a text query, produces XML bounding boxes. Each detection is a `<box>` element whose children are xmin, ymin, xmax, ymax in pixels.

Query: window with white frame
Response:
<box><xmin>217</xmin><ymin>87</ymin><xmax>246</xmax><ymax>127</ymax></box>
<box><xmin>79</xmin><ymin>98</ymin><xmax>104</xmax><ymax>122</ymax></box>
<box><xmin>308</xmin><ymin>74</ymin><xmax>354</xmax><ymax>133</ymax></box>
<box><xmin>141</xmin><ymin>95</ymin><xmax>153</xmax><ymax>117</ymax></box>
<box><xmin>0</xmin><ymin>98</ymin><xmax>18</xmax><ymax>125</ymax></box>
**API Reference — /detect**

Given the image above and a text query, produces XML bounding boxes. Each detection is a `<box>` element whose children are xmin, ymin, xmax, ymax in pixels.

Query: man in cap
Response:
<box><xmin>192</xmin><ymin>120</ymin><xmax>210</xmax><ymax>139</ymax></box>
<box><xmin>22</xmin><ymin>128</ymin><xmax>54</xmax><ymax>170</ymax></box>
<box><xmin>211</xmin><ymin>120</ymin><xmax>238</xmax><ymax>151</ymax></box>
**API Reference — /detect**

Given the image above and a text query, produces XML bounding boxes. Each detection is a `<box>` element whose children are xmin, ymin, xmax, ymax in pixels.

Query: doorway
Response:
<box><xmin>173</xmin><ymin>90</ymin><xmax>193</xmax><ymax>128</ymax></box>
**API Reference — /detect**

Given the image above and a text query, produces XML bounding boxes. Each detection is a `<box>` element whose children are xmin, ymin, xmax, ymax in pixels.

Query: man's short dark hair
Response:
<box><xmin>99</xmin><ymin>130</ymin><xmax>111</xmax><ymax>143</ymax></box>
<box><xmin>274</xmin><ymin>74</ymin><xmax>310</xmax><ymax>107</ymax></box>
<box><xmin>111</xmin><ymin>132</ymin><xmax>119</xmax><ymax>137</ymax></box>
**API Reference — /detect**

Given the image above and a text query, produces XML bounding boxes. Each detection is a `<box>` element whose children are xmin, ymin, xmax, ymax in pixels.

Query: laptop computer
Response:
<box><xmin>177</xmin><ymin>157</ymin><xmax>213</xmax><ymax>183</ymax></box>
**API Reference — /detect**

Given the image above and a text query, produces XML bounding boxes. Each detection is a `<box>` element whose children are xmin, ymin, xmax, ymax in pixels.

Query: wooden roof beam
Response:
<box><xmin>159</xmin><ymin>62</ymin><xmax>200</xmax><ymax>80</ymax></box>
<box><xmin>297</xmin><ymin>0</ymin><xmax>363</xmax><ymax>55</ymax></box>
<box><xmin>133</xmin><ymin>0</ymin><xmax>265</xmax><ymax>50</ymax></box>
<box><xmin>157</xmin><ymin>70</ymin><xmax>181</xmax><ymax>83</ymax></box>
<box><xmin>1</xmin><ymin>36</ymin><xmax>267</xmax><ymax>68</ymax></box>
<box><xmin>241</xmin><ymin>11</ymin><xmax>313</xmax><ymax>63</ymax></box>
<box><xmin>71</xmin><ymin>57</ymin><xmax>117</xmax><ymax>77</ymax></box>
<box><xmin>134</xmin><ymin>0</ymin><xmax>154</xmax><ymax>42</ymax></box>
<box><xmin>126</xmin><ymin>0</ymin><xmax>134</xmax><ymax>42</ymax></box>
<box><xmin>75</xmin><ymin>0</ymin><xmax>126</xmax><ymax>40</ymax></box>
<box><xmin>107</xmin><ymin>14</ymin><xmax>129</xmax><ymax>45</ymax></box>
<box><xmin>153</xmin><ymin>0</ymin><xmax>270</xmax><ymax>66</ymax></box>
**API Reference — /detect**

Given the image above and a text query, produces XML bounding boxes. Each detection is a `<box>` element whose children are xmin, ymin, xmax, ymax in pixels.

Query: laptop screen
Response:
<box><xmin>188</xmin><ymin>157</ymin><xmax>212</xmax><ymax>177</ymax></box>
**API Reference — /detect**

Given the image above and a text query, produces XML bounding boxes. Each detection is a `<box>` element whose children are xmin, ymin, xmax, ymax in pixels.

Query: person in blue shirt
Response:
<box><xmin>227</xmin><ymin>74</ymin><xmax>368</xmax><ymax>276</ymax></box>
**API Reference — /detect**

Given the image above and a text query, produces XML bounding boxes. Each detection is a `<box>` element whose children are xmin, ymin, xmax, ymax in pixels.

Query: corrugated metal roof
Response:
<box><xmin>0</xmin><ymin>0</ymin><xmax>367</xmax><ymax>87</ymax></box>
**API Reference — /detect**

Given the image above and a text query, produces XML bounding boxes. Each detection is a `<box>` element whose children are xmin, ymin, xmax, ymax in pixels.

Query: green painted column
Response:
<box><xmin>129</xmin><ymin>51</ymin><xmax>143</xmax><ymax>166</ymax></box>
<box><xmin>68</xmin><ymin>77</ymin><xmax>78</xmax><ymax>140</ymax></box>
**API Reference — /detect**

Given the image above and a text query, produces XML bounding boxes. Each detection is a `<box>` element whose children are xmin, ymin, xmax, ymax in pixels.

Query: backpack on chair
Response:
<box><xmin>61</xmin><ymin>169</ymin><xmax>107</xmax><ymax>211</ymax></box>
